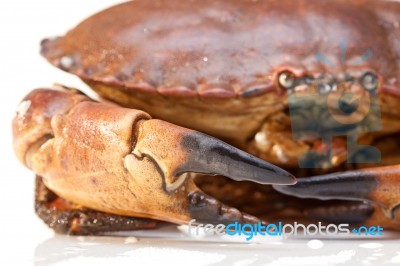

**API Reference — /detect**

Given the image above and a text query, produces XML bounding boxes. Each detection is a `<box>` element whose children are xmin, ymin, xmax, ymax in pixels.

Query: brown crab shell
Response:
<box><xmin>41</xmin><ymin>0</ymin><xmax>400</xmax><ymax>143</ymax></box>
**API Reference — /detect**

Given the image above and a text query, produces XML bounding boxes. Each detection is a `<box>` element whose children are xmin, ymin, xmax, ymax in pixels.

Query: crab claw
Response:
<box><xmin>13</xmin><ymin>87</ymin><xmax>295</xmax><ymax>228</ymax></box>
<box><xmin>133</xmin><ymin>120</ymin><xmax>296</xmax><ymax>187</ymax></box>
<box><xmin>273</xmin><ymin>166</ymin><xmax>400</xmax><ymax>227</ymax></box>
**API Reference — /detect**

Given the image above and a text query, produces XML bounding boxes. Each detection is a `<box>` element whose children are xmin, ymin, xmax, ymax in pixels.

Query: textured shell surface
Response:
<box><xmin>41</xmin><ymin>0</ymin><xmax>400</xmax><ymax>99</ymax></box>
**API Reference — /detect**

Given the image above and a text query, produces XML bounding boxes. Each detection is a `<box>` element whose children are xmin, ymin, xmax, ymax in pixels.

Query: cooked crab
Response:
<box><xmin>12</xmin><ymin>0</ymin><xmax>400</xmax><ymax>235</ymax></box>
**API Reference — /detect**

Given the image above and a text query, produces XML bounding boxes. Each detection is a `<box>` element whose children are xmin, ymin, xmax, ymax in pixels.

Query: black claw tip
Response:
<box><xmin>273</xmin><ymin>171</ymin><xmax>378</xmax><ymax>202</ymax></box>
<box><xmin>178</xmin><ymin>132</ymin><xmax>296</xmax><ymax>185</ymax></box>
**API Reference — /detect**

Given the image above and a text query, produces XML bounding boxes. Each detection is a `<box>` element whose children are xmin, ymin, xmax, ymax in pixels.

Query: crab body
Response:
<box><xmin>41</xmin><ymin>0</ymin><xmax>400</xmax><ymax>167</ymax></box>
<box><xmin>12</xmin><ymin>0</ymin><xmax>400</xmax><ymax>234</ymax></box>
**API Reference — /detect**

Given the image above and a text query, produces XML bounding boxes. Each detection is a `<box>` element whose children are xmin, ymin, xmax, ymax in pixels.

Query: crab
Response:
<box><xmin>12</xmin><ymin>0</ymin><xmax>400</xmax><ymax>235</ymax></box>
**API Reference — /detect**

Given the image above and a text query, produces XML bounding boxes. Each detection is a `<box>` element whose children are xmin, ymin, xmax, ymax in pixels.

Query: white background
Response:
<box><xmin>1</xmin><ymin>0</ymin><xmax>400</xmax><ymax>265</ymax></box>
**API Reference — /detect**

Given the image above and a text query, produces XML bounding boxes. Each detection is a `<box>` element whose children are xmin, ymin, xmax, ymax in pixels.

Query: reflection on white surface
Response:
<box><xmin>32</xmin><ymin>225</ymin><xmax>400</xmax><ymax>266</ymax></box>
<box><xmin>307</xmin><ymin>239</ymin><xmax>324</xmax><ymax>249</ymax></box>
<box><xmin>263</xmin><ymin>250</ymin><xmax>355</xmax><ymax>266</ymax></box>
<box><xmin>392</xmin><ymin>253</ymin><xmax>400</xmax><ymax>263</ymax></box>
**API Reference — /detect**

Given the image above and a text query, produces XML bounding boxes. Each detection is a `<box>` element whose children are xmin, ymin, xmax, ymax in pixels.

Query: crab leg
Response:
<box><xmin>13</xmin><ymin>87</ymin><xmax>295</xmax><ymax>228</ymax></box>
<box><xmin>34</xmin><ymin>175</ymin><xmax>158</xmax><ymax>235</ymax></box>
<box><xmin>274</xmin><ymin>166</ymin><xmax>400</xmax><ymax>228</ymax></box>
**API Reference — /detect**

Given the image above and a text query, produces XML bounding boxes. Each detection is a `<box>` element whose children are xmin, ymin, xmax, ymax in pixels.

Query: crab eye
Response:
<box><xmin>278</xmin><ymin>71</ymin><xmax>296</xmax><ymax>90</ymax></box>
<box><xmin>360</xmin><ymin>72</ymin><xmax>378</xmax><ymax>91</ymax></box>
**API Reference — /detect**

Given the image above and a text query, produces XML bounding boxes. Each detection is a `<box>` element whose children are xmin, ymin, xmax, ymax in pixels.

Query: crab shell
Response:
<box><xmin>40</xmin><ymin>0</ymin><xmax>400</xmax><ymax>167</ymax></box>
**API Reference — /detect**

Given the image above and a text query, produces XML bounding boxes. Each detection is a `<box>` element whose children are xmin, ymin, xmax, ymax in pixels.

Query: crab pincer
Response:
<box><xmin>274</xmin><ymin>166</ymin><xmax>400</xmax><ymax>228</ymax></box>
<box><xmin>13</xmin><ymin>88</ymin><xmax>295</xmax><ymax>232</ymax></box>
